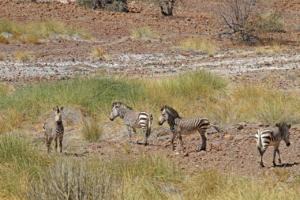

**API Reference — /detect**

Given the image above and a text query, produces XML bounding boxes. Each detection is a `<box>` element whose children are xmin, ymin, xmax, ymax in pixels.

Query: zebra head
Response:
<box><xmin>109</xmin><ymin>101</ymin><xmax>133</xmax><ymax>121</ymax></box>
<box><xmin>276</xmin><ymin>122</ymin><xmax>291</xmax><ymax>147</ymax></box>
<box><xmin>53</xmin><ymin>106</ymin><xmax>64</xmax><ymax>123</ymax></box>
<box><xmin>158</xmin><ymin>105</ymin><xmax>180</xmax><ymax>126</ymax></box>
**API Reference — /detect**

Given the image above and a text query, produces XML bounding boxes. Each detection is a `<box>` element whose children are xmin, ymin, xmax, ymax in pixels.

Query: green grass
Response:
<box><xmin>0</xmin><ymin>71</ymin><xmax>299</xmax><ymax>131</ymax></box>
<box><xmin>0</xmin><ymin>133</ymin><xmax>47</xmax><ymax>199</ymax></box>
<box><xmin>0</xmin><ymin>18</ymin><xmax>91</xmax><ymax>44</ymax></box>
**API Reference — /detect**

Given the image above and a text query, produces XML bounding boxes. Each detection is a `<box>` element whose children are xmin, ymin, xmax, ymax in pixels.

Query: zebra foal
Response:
<box><xmin>256</xmin><ymin>122</ymin><xmax>291</xmax><ymax>167</ymax></box>
<box><xmin>109</xmin><ymin>101</ymin><xmax>153</xmax><ymax>145</ymax></box>
<box><xmin>158</xmin><ymin>105</ymin><xmax>210</xmax><ymax>152</ymax></box>
<box><xmin>43</xmin><ymin>106</ymin><xmax>64</xmax><ymax>153</ymax></box>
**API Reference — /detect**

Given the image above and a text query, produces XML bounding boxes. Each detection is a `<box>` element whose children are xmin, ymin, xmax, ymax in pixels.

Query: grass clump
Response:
<box><xmin>131</xmin><ymin>26</ymin><xmax>160</xmax><ymax>40</ymax></box>
<box><xmin>82</xmin><ymin>118</ymin><xmax>103</xmax><ymax>142</ymax></box>
<box><xmin>0</xmin><ymin>18</ymin><xmax>91</xmax><ymax>44</ymax></box>
<box><xmin>254</xmin><ymin>11</ymin><xmax>285</xmax><ymax>33</ymax></box>
<box><xmin>0</xmin><ymin>109</ymin><xmax>24</xmax><ymax>135</ymax></box>
<box><xmin>14</xmin><ymin>51</ymin><xmax>32</xmax><ymax>62</ymax></box>
<box><xmin>0</xmin><ymin>35</ymin><xmax>9</xmax><ymax>44</ymax></box>
<box><xmin>174</xmin><ymin>38</ymin><xmax>218</xmax><ymax>56</ymax></box>
<box><xmin>27</xmin><ymin>157</ymin><xmax>115</xmax><ymax>200</ymax></box>
<box><xmin>255</xmin><ymin>43</ymin><xmax>281</xmax><ymax>55</ymax></box>
<box><xmin>90</xmin><ymin>46</ymin><xmax>110</xmax><ymax>60</ymax></box>
<box><xmin>0</xmin><ymin>54</ymin><xmax>4</xmax><ymax>61</ymax></box>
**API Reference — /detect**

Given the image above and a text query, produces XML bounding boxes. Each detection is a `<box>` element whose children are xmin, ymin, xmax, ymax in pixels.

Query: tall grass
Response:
<box><xmin>131</xmin><ymin>26</ymin><xmax>160</xmax><ymax>40</ymax></box>
<box><xmin>26</xmin><ymin>155</ymin><xmax>300</xmax><ymax>200</ymax></box>
<box><xmin>82</xmin><ymin>118</ymin><xmax>103</xmax><ymax>142</ymax></box>
<box><xmin>0</xmin><ymin>133</ymin><xmax>47</xmax><ymax>198</ymax></box>
<box><xmin>0</xmin><ymin>71</ymin><xmax>299</xmax><ymax>128</ymax></box>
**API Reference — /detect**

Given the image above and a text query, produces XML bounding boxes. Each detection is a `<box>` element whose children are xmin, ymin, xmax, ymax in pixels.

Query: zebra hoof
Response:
<box><xmin>260</xmin><ymin>164</ymin><xmax>265</xmax><ymax>168</ymax></box>
<box><xmin>144</xmin><ymin>143</ymin><xmax>148</xmax><ymax>146</ymax></box>
<box><xmin>273</xmin><ymin>163</ymin><xmax>277</xmax><ymax>167</ymax></box>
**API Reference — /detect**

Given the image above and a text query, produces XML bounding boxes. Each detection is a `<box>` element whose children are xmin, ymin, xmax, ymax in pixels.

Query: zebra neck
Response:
<box><xmin>118</xmin><ymin>107</ymin><xmax>131</xmax><ymax>119</ymax></box>
<box><xmin>56</xmin><ymin>121</ymin><xmax>63</xmax><ymax>126</ymax></box>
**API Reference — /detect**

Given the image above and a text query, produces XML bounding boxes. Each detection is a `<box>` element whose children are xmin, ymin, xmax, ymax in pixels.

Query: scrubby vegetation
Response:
<box><xmin>0</xmin><ymin>134</ymin><xmax>299</xmax><ymax>200</ymax></box>
<box><xmin>0</xmin><ymin>71</ymin><xmax>299</xmax><ymax>199</ymax></box>
<box><xmin>0</xmin><ymin>18</ymin><xmax>91</xmax><ymax>44</ymax></box>
<box><xmin>0</xmin><ymin>70</ymin><xmax>299</xmax><ymax>135</ymax></box>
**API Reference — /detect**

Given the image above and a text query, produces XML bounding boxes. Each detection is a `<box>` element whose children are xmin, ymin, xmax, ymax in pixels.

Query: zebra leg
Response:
<box><xmin>277</xmin><ymin>149</ymin><xmax>281</xmax><ymax>164</ymax></box>
<box><xmin>59</xmin><ymin>136</ymin><xmax>63</xmax><ymax>153</ymax></box>
<box><xmin>178</xmin><ymin>132</ymin><xmax>184</xmax><ymax>153</ymax></box>
<box><xmin>143</xmin><ymin>127</ymin><xmax>149</xmax><ymax>146</ymax></box>
<box><xmin>126</xmin><ymin>125</ymin><xmax>132</xmax><ymax>143</ymax></box>
<box><xmin>258</xmin><ymin>147</ymin><xmax>265</xmax><ymax>168</ymax></box>
<box><xmin>171</xmin><ymin>132</ymin><xmax>176</xmax><ymax>151</ymax></box>
<box><xmin>54</xmin><ymin>137</ymin><xmax>58</xmax><ymax>152</ymax></box>
<box><xmin>199</xmin><ymin>131</ymin><xmax>207</xmax><ymax>151</ymax></box>
<box><xmin>46</xmin><ymin>137</ymin><xmax>53</xmax><ymax>153</ymax></box>
<box><xmin>273</xmin><ymin>148</ymin><xmax>277</xmax><ymax>167</ymax></box>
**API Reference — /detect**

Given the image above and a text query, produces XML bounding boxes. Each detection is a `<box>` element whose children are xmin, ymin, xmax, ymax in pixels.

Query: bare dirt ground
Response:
<box><xmin>1</xmin><ymin>0</ymin><xmax>300</xmax><ymax>180</ymax></box>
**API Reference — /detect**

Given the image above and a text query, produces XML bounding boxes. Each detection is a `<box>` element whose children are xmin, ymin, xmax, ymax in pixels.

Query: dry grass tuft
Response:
<box><xmin>131</xmin><ymin>26</ymin><xmax>160</xmax><ymax>40</ymax></box>
<box><xmin>255</xmin><ymin>43</ymin><xmax>281</xmax><ymax>55</ymax></box>
<box><xmin>90</xmin><ymin>46</ymin><xmax>110</xmax><ymax>60</ymax></box>
<box><xmin>0</xmin><ymin>35</ymin><xmax>9</xmax><ymax>44</ymax></box>
<box><xmin>174</xmin><ymin>38</ymin><xmax>218</xmax><ymax>56</ymax></box>
<box><xmin>0</xmin><ymin>55</ymin><xmax>4</xmax><ymax>61</ymax></box>
<box><xmin>14</xmin><ymin>51</ymin><xmax>33</xmax><ymax>62</ymax></box>
<box><xmin>82</xmin><ymin>118</ymin><xmax>103</xmax><ymax>142</ymax></box>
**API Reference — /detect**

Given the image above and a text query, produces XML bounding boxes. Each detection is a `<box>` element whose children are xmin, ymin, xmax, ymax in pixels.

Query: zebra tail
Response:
<box><xmin>147</xmin><ymin>117</ymin><xmax>152</xmax><ymax>137</ymax></box>
<box><xmin>256</xmin><ymin>130</ymin><xmax>262</xmax><ymax>149</ymax></box>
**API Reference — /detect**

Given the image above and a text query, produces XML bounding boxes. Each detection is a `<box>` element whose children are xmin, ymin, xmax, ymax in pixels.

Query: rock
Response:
<box><xmin>224</xmin><ymin>134</ymin><xmax>234</xmax><ymax>141</ymax></box>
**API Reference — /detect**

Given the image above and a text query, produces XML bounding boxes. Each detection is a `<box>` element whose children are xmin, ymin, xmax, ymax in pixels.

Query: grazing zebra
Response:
<box><xmin>43</xmin><ymin>106</ymin><xmax>64</xmax><ymax>153</ymax></box>
<box><xmin>158</xmin><ymin>105</ymin><xmax>211</xmax><ymax>152</ymax></box>
<box><xmin>109</xmin><ymin>101</ymin><xmax>153</xmax><ymax>145</ymax></box>
<box><xmin>256</xmin><ymin>122</ymin><xmax>291</xmax><ymax>167</ymax></box>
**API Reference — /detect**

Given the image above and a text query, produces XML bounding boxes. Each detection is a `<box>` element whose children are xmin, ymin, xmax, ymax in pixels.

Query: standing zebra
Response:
<box><xmin>43</xmin><ymin>106</ymin><xmax>64</xmax><ymax>153</ymax></box>
<box><xmin>109</xmin><ymin>101</ymin><xmax>153</xmax><ymax>145</ymax></box>
<box><xmin>158</xmin><ymin>105</ymin><xmax>210</xmax><ymax>152</ymax></box>
<box><xmin>256</xmin><ymin>122</ymin><xmax>291</xmax><ymax>167</ymax></box>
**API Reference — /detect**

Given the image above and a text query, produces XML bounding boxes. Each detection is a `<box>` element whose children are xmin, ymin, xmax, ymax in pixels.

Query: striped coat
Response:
<box><xmin>255</xmin><ymin>122</ymin><xmax>291</xmax><ymax>167</ymax></box>
<box><xmin>159</xmin><ymin>105</ymin><xmax>210</xmax><ymax>152</ymax></box>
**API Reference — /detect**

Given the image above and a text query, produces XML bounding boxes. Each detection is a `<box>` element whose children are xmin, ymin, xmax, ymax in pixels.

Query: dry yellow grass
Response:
<box><xmin>14</xmin><ymin>51</ymin><xmax>32</xmax><ymax>62</ymax></box>
<box><xmin>255</xmin><ymin>43</ymin><xmax>281</xmax><ymax>55</ymax></box>
<box><xmin>90</xmin><ymin>46</ymin><xmax>110</xmax><ymax>60</ymax></box>
<box><xmin>0</xmin><ymin>35</ymin><xmax>9</xmax><ymax>44</ymax></box>
<box><xmin>174</xmin><ymin>38</ymin><xmax>218</xmax><ymax>56</ymax></box>
<box><xmin>0</xmin><ymin>55</ymin><xmax>4</xmax><ymax>61</ymax></box>
<box><xmin>131</xmin><ymin>26</ymin><xmax>160</xmax><ymax>40</ymax></box>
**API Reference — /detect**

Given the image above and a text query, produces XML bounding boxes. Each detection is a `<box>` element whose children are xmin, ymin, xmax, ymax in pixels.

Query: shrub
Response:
<box><xmin>254</xmin><ymin>12</ymin><xmax>285</xmax><ymax>33</ymax></box>
<box><xmin>27</xmin><ymin>158</ymin><xmax>115</xmax><ymax>200</ymax></box>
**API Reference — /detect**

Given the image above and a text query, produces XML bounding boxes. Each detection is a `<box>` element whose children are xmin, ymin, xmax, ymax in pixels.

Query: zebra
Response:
<box><xmin>109</xmin><ymin>101</ymin><xmax>152</xmax><ymax>145</ymax></box>
<box><xmin>255</xmin><ymin>122</ymin><xmax>291</xmax><ymax>167</ymax></box>
<box><xmin>158</xmin><ymin>105</ymin><xmax>211</xmax><ymax>153</ymax></box>
<box><xmin>43</xmin><ymin>106</ymin><xmax>64</xmax><ymax>153</ymax></box>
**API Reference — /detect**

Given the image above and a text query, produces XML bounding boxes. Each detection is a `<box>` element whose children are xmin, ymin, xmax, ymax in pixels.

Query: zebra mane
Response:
<box><xmin>161</xmin><ymin>105</ymin><xmax>181</xmax><ymax>129</ymax></box>
<box><xmin>112</xmin><ymin>101</ymin><xmax>133</xmax><ymax>110</ymax></box>
<box><xmin>275</xmin><ymin>122</ymin><xmax>291</xmax><ymax>132</ymax></box>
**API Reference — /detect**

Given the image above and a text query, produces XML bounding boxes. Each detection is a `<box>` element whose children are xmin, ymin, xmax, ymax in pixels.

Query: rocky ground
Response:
<box><xmin>0</xmin><ymin>0</ymin><xmax>300</xmax><ymax>180</ymax></box>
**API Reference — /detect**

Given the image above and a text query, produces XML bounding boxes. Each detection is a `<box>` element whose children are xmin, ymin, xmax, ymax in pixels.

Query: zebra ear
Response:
<box><xmin>60</xmin><ymin>106</ymin><xmax>64</xmax><ymax>111</ymax></box>
<box><xmin>288</xmin><ymin>124</ymin><xmax>291</xmax><ymax>129</ymax></box>
<box><xmin>275</xmin><ymin>123</ymin><xmax>280</xmax><ymax>127</ymax></box>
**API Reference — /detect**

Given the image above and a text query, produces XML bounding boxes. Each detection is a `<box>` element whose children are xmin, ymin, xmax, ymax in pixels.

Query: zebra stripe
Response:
<box><xmin>256</xmin><ymin>130</ymin><xmax>274</xmax><ymax>151</ymax></box>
